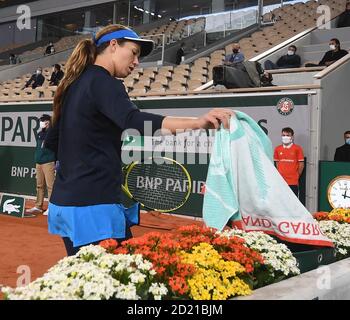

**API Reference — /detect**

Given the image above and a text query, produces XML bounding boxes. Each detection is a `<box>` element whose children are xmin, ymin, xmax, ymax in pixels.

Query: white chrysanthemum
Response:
<box><xmin>318</xmin><ymin>220</ymin><xmax>350</xmax><ymax>257</ymax></box>
<box><xmin>115</xmin><ymin>283</ymin><xmax>139</xmax><ymax>300</ymax></box>
<box><xmin>2</xmin><ymin>246</ymin><xmax>166</xmax><ymax>301</ymax></box>
<box><xmin>3</xmin><ymin>262</ymin><xmax>118</xmax><ymax>300</ymax></box>
<box><xmin>97</xmin><ymin>254</ymin><xmax>119</xmax><ymax>269</ymax></box>
<box><xmin>149</xmin><ymin>283</ymin><xmax>168</xmax><ymax>300</ymax></box>
<box><xmin>134</xmin><ymin>254</ymin><xmax>153</xmax><ymax>271</ymax></box>
<box><xmin>76</xmin><ymin>245</ymin><xmax>106</xmax><ymax>259</ymax></box>
<box><xmin>149</xmin><ymin>269</ymin><xmax>156</xmax><ymax>276</ymax></box>
<box><xmin>129</xmin><ymin>271</ymin><xmax>146</xmax><ymax>284</ymax></box>
<box><xmin>218</xmin><ymin>229</ymin><xmax>300</xmax><ymax>276</ymax></box>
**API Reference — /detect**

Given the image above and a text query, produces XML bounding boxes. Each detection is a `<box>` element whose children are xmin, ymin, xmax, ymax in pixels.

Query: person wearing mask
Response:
<box><xmin>337</xmin><ymin>2</ymin><xmax>350</xmax><ymax>28</ymax></box>
<box><xmin>26</xmin><ymin>114</ymin><xmax>56</xmax><ymax>216</ymax></box>
<box><xmin>260</xmin><ymin>70</ymin><xmax>275</xmax><ymax>86</ymax></box>
<box><xmin>44</xmin><ymin>42</ymin><xmax>55</xmax><ymax>55</ymax></box>
<box><xmin>274</xmin><ymin>127</ymin><xmax>305</xmax><ymax>197</ymax></box>
<box><xmin>49</xmin><ymin>64</ymin><xmax>64</xmax><ymax>86</ymax></box>
<box><xmin>9</xmin><ymin>53</ymin><xmax>17</xmax><ymax>65</ymax></box>
<box><xmin>334</xmin><ymin>131</ymin><xmax>350</xmax><ymax>162</ymax></box>
<box><xmin>175</xmin><ymin>42</ymin><xmax>185</xmax><ymax>65</ymax></box>
<box><xmin>224</xmin><ymin>43</ymin><xmax>245</xmax><ymax>65</ymax></box>
<box><xmin>44</xmin><ymin>24</ymin><xmax>234</xmax><ymax>256</ymax></box>
<box><xmin>264</xmin><ymin>45</ymin><xmax>301</xmax><ymax>70</ymax></box>
<box><xmin>319</xmin><ymin>38</ymin><xmax>349</xmax><ymax>66</ymax></box>
<box><xmin>23</xmin><ymin>68</ymin><xmax>45</xmax><ymax>89</ymax></box>
<box><xmin>306</xmin><ymin>38</ymin><xmax>348</xmax><ymax>67</ymax></box>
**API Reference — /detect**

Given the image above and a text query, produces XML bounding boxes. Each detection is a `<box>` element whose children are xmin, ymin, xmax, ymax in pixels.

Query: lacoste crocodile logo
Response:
<box><xmin>3</xmin><ymin>198</ymin><xmax>21</xmax><ymax>214</ymax></box>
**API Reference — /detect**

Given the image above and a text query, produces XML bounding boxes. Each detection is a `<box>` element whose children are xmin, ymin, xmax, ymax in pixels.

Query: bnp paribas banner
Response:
<box><xmin>0</xmin><ymin>94</ymin><xmax>310</xmax><ymax>216</ymax></box>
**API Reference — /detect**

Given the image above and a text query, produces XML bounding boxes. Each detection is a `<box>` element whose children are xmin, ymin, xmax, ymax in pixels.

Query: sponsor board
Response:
<box><xmin>0</xmin><ymin>96</ymin><xmax>310</xmax><ymax>216</ymax></box>
<box><xmin>0</xmin><ymin>194</ymin><xmax>27</xmax><ymax>218</ymax></box>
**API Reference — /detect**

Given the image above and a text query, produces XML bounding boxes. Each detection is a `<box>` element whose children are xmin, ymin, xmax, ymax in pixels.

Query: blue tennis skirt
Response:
<box><xmin>48</xmin><ymin>202</ymin><xmax>140</xmax><ymax>247</ymax></box>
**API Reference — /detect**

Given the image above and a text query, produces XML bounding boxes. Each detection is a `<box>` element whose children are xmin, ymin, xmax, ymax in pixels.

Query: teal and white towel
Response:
<box><xmin>203</xmin><ymin>111</ymin><xmax>333</xmax><ymax>247</ymax></box>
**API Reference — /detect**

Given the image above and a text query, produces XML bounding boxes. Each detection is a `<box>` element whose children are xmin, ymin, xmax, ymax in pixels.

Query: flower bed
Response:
<box><xmin>219</xmin><ymin>229</ymin><xmax>300</xmax><ymax>287</ymax></box>
<box><xmin>2</xmin><ymin>245</ymin><xmax>168</xmax><ymax>300</ymax></box>
<box><xmin>313</xmin><ymin>208</ymin><xmax>350</xmax><ymax>224</ymax></box>
<box><xmin>313</xmin><ymin>209</ymin><xmax>350</xmax><ymax>259</ymax></box>
<box><xmin>2</xmin><ymin>225</ymin><xmax>303</xmax><ymax>300</ymax></box>
<box><xmin>318</xmin><ymin>220</ymin><xmax>350</xmax><ymax>258</ymax></box>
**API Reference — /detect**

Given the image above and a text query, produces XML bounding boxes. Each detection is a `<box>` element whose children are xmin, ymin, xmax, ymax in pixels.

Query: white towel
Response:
<box><xmin>203</xmin><ymin>111</ymin><xmax>333</xmax><ymax>247</ymax></box>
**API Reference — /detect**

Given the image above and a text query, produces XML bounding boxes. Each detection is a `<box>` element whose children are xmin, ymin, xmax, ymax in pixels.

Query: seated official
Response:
<box><xmin>224</xmin><ymin>43</ymin><xmax>245</xmax><ymax>66</ymax></box>
<box><xmin>305</xmin><ymin>38</ymin><xmax>348</xmax><ymax>67</ymax></box>
<box><xmin>49</xmin><ymin>64</ymin><xmax>64</xmax><ymax>86</ymax></box>
<box><xmin>44</xmin><ymin>42</ymin><xmax>55</xmax><ymax>55</ymax></box>
<box><xmin>23</xmin><ymin>68</ymin><xmax>45</xmax><ymax>89</ymax></box>
<box><xmin>264</xmin><ymin>45</ymin><xmax>301</xmax><ymax>70</ymax></box>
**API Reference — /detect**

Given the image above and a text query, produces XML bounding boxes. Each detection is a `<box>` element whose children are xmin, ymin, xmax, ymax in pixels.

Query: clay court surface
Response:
<box><xmin>0</xmin><ymin>199</ymin><xmax>203</xmax><ymax>298</ymax></box>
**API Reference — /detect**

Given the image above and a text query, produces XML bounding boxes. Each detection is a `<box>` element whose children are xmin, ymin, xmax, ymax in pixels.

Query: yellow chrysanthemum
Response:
<box><xmin>329</xmin><ymin>208</ymin><xmax>350</xmax><ymax>219</ymax></box>
<box><xmin>179</xmin><ymin>242</ymin><xmax>251</xmax><ymax>300</ymax></box>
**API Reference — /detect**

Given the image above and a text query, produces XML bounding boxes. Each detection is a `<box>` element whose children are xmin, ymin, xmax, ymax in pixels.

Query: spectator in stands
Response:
<box><xmin>334</xmin><ymin>131</ymin><xmax>350</xmax><ymax>162</ymax></box>
<box><xmin>264</xmin><ymin>45</ymin><xmax>301</xmax><ymax>70</ymax></box>
<box><xmin>26</xmin><ymin>114</ymin><xmax>56</xmax><ymax>216</ymax></box>
<box><xmin>44</xmin><ymin>24</ymin><xmax>234</xmax><ymax>256</ymax></box>
<box><xmin>44</xmin><ymin>42</ymin><xmax>55</xmax><ymax>55</ymax></box>
<box><xmin>260</xmin><ymin>71</ymin><xmax>275</xmax><ymax>87</ymax></box>
<box><xmin>336</xmin><ymin>2</ymin><xmax>350</xmax><ymax>28</ymax></box>
<box><xmin>319</xmin><ymin>39</ymin><xmax>349</xmax><ymax>66</ymax></box>
<box><xmin>49</xmin><ymin>64</ymin><xmax>64</xmax><ymax>86</ymax></box>
<box><xmin>224</xmin><ymin>43</ymin><xmax>245</xmax><ymax>65</ymax></box>
<box><xmin>23</xmin><ymin>68</ymin><xmax>45</xmax><ymax>89</ymax></box>
<box><xmin>271</xmin><ymin>12</ymin><xmax>276</xmax><ymax>22</ymax></box>
<box><xmin>9</xmin><ymin>53</ymin><xmax>17</xmax><ymax>64</ymax></box>
<box><xmin>306</xmin><ymin>38</ymin><xmax>348</xmax><ymax>67</ymax></box>
<box><xmin>274</xmin><ymin>127</ymin><xmax>305</xmax><ymax>198</ymax></box>
<box><xmin>9</xmin><ymin>53</ymin><xmax>21</xmax><ymax>64</ymax></box>
<box><xmin>175</xmin><ymin>42</ymin><xmax>185</xmax><ymax>65</ymax></box>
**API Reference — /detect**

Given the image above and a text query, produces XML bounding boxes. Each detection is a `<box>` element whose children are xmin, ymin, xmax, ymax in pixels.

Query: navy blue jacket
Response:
<box><xmin>46</xmin><ymin>65</ymin><xmax>164</xmax><ymax>206</ymax></box>
<box><xmin>35</xmin><ymin>129</ymin><xmax>56</xmax><ymax>164</ymax></box>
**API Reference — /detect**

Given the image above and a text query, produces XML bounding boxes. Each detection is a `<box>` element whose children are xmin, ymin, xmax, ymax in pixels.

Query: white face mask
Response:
<box><xmin>329</xmin><ymin>44</ymin><xmax>336</xmax><ymax>50</ymax></box>
<box><xmin>36</xmin><ymin>70</ymin><xmax>41</xmax><ymax>75</ymax></box>
<box><xmin>39</xmin><ymin>121</ymin><xmax>47</xmax><ymax>129</ymax></box>
<box><xmin>282</xmin><ymin>136</ymin><xmax>292</xmax><ymax>145</ymax></box>
<box><xmin>287</xmin><ymin>50</ymin><xmax>294</xmax><ymax>56</ymax></box>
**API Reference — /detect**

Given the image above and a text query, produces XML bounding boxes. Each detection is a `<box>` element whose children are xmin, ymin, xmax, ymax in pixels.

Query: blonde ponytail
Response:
<box><xmin>52</xmin><ymin>24</ymin><xmax>128</xmax><ymax>124</ymax></box>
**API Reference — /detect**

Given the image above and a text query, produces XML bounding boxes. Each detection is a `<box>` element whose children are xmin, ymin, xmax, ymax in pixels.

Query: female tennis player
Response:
<box><xmin>45</xmin><ymin>24</ymin><xmax>234</xmax><ymax>256</ymax></box>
